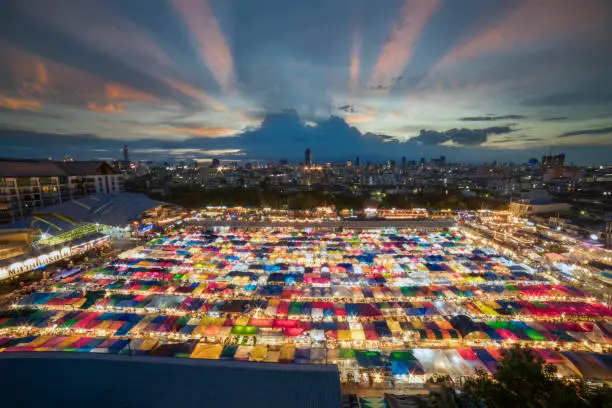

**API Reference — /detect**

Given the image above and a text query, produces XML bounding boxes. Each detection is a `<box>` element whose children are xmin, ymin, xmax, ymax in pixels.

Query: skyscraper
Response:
<box><xmin>123</xmin><ymin>145</ymin><xmax>129</xmax><ymax>163</ymax></box>
<box><xmin>401</xmin><ymin>156</ymin><xmax>406</xmax><ymax>169</ymax></box>
<box><xmin>355</xmin><ymin>156</ymin><xmax>360</xmax><ymax>167</ymax></box>
<box><xmin>305</xmin><ymin>148</ymin><xmax>312</xmax><ymax>165</ymax></box>
<box><xmin>542</xmin><ymin>153</ymin><xmax>565</xmax><ymax>169</ymax></box>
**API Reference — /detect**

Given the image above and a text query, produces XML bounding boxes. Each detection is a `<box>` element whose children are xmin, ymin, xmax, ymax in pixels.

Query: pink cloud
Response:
<box><xmin>437</xmin><ymin>0</ymin><xmax>610</xmax><ymax>69</ymax></box>
<box><xmin>369</xmin><ymin>0</ymin><xmax>441</xmax><ymax>93</ymax></box>
<box><xmin>172</xmin><ymin>0</ymin><xmax>236</xmax><ymax>93</ymax></box>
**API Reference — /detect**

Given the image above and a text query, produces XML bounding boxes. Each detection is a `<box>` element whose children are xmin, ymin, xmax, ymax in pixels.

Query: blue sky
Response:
<box><xmin>0</xmin><ymin>0</ymin><xmax>611</xmax><ymax>164</ymax></box>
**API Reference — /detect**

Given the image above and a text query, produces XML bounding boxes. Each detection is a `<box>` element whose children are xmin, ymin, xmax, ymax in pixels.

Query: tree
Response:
<box><xmin>457</xmin><ymin>346</ymin><xmax>612</xmax><ymax>408</ymax></box>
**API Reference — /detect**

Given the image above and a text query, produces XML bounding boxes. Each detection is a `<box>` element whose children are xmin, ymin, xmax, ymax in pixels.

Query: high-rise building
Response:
<box><xmin>123</xmin><ymin>145</ymin><xmax>129</xmax><ymax>163</ymax></box>
<box><xmin>211</xmin><ymin>158</ymin><xmax>221</xmax><ymax>168</ymax></box>
<box><xmin>355</xmin><ymin>157</ymin><xmax>360</xmax><ymax>167</ymax></box>
<box><xmin>542</xmin><ymin>153</ymin><xmax>565</xmax><ymax>169</ymax></box>
<box><xmin>305</xmin><ymin>148</ymin><xmax>312</xmax><ymax>166</ymax></box>
<box><xmin>401</xmin><ymin>157</ymin><xmax>406</xmax><ymax>169</ymax></box>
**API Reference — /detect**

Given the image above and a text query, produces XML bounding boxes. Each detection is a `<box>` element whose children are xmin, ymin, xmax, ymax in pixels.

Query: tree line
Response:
<box><xmin>149</xmin><ymin>186</ymin><xmax>506</xmax><ymax>211</ymax></box>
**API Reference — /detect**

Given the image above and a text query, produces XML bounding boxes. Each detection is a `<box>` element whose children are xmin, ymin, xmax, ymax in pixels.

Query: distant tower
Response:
<box><xmin>211</xmin><ymin>158</ymin><xmax>220</xmax><ymax>167</ymax></box>
<box><xmin>401</xmin><ymin>156</ymin><xmax>407</xmax><ymax>169</ymax></box>
<box><xmin>355</xmin><ymin>156</ymin><xmax>360</xmax><ymax>167</ymax></box>
<box><xmin>305</xmin><ymin>148</ymin><xmax>312</xmax><ymax>166</ymax></box>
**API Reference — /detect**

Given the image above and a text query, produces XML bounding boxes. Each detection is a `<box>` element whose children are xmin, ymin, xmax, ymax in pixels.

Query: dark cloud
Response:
<box><xmin>0</xmin><ymin>113</ymin><xmax>511</xmax><ymax>162</ymax></box>
<box><xmin>368</xmin><ymin>76</ymin><xmax>402</xmax><ymax>91</ymax></box>
<box><xmin>337</xmin><ymin>104</ymin><xmax>354</xmax><ymax>113</ymax></box>
<box><xmin>460</xmin><ymin>114</ymin><xmax>526</xmax><ymax>121</ymax></box>
<box><xmin>445</xmin><ymin>129</ymin><xmax>486</xmax><ymax>145</ymax></box>
<box><xmin>558</xmin><ymin>126</ymin><xmax>612</xmax><ymax>138</ymax></box>
<box><xmin>490</xmin><ymin>137</ymin><xmax>543</xmax><ymax>144</ymax></box>
<box><xmin>542</xmin><ymin>116</ymin><xmax>568</xmax><ymax>121</ymax></box>
<box><xmin>480</xmin><ymin>126</ymin><xmax>515</xmax><ymax>135</ymax></box>
<box><xmin>410</xmin><ymin>126</ymin><xmax>515</xmax><ymax>146</ymax></box>
<box><xmin>2</xmin><ymin>119</ymin><xmax>611</xmax><ymax>165</ymax></box>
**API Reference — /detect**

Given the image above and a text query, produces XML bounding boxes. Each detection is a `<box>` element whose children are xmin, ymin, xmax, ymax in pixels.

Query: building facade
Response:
<box><xmin>0</xmin><ymin>159</ymin><xmax>124</xmax><ymax>224</ymax></box>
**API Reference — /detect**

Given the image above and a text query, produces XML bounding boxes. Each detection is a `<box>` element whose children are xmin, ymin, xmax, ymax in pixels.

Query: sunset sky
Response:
<box><xmin>0</xmin><ymin>0</ymin><xmax>611</xmax><ymax>164</ymax></box>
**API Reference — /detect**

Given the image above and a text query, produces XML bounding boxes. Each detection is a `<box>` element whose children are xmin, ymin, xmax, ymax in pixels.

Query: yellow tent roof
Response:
<box><xmin>190</xmin><ymin>343</ymin><xmax>223</xmax><ymax>359</ymax></box>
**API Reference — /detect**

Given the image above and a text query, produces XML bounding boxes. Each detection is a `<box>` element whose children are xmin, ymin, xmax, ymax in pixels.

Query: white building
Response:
<box><xmin>0</xmin><ymin>159</ymin><xmax>124</xmax><ymax>224</ymax></box>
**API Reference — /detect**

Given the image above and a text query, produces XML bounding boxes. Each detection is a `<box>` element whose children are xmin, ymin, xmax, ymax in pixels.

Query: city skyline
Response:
<box><xmin>1</xmin><ymin>0</ymin><xmax>612</xmax><ymax>164</ymax></box>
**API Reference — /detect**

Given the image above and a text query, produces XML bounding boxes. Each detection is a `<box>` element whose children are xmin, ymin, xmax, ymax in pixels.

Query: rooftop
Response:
<box><xmin>36</xmin><ymin>193</ymin><xmax>168</xmax><ymax>226</ymax></box>
<box><xmin>0</xmin><ymin>352</ymin><xmax>342</xmax><ymax>408</ymax></box>
<box><xmin>0</xmin><ymin>193</ymin><xmax>168</xmax><ymax>230</ymax></box>
<box><xmin>0</xmin><ymin>159</ymin><xmax>117</xmax><ymax>178</ymax></box>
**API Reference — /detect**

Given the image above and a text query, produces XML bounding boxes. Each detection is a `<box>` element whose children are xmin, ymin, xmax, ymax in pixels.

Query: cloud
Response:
<box><xmin>132</xmin><ymin>148</ymin><xmax>245</xmax><ymax>156</ymax></box>
<box><xmin>491</xmin><ymin>137</ymin><xmax>543</xmax><ymax>144</ymax></box>
<box><xmin>410</xmin><ymin>126</ymin><xmax>515</xmax><ymax>146</ymax></box>
<box><xmin>151</xmin><ymin>126</ymin><xmax>239</xmax><ymax>138</ymax></box>
<box><xmin>1</xmin><ymin>116</ymin><xmax>610</xmax><ymax>165</ymax></box>
<box><xmin>171</xmin><ymin>0</ymin><xmax>236</xmax><ymax>92</ymax></box>
<box><xmin>339</xmin><ymin>105</ymin><xmax>378</xmax><ymax>124</ymax></box>
<box><xmin>105</xmin><ymin>83</ymin><xmax>155</xmax><ymax>102</ymax></box>
<box><xmin>436</xmin><ymin>0</ymin><xmax>611</xmax><ymax>68</ymax></box>
<box><xmin>369</xmin><ymin>0</ymin><xmax>440</xmax><ymax>93</ymax></box>
<box><xmin>201</xmin><ymin>149</ymin><xmax>245</xmax><ymax>156</ymax></box>
<box><xmin>480</xmin><ymin>126</ymin><xmax>516</xmax><ymax>135</ymax></box>
<box><xmin>542</xmin><ymin>116</ymin><xmax>568</xmax><ymax>121</ymax></box>
<box><xmin>0</xmin><ymin>95</ymin><xmax>42</xmax><ymax>111</ymax></box>
<box><xmin>460</xmin><ymin>114</ymin><xmax>526</xmax><ymax>121</ymax></box>
<box><xmin>1</xmin><ymin>7</ymin><xmax>202</xmax><ymax>110</ymax></box>
<box><xmin>86</xmin><ymin>102</ymin><xmax>122</xmax><ymax>114</ymax></box>
<box><xmin>345</xmin><ymin>114</ymin><xmax>377</xmax><ymax>124</ymax></box>
<box><xmin>368</xmin><ymin>77</ymin><xmax>403</xmax><ymax>91</ymax></box>
<box><xmin>558</xmin><ymin>126</ymin><xmax>612</xmax><ymax>138</ymax></box>
<box><xmin>349</xmin><ymin>4</ymin><xmax>362</xmax><ymax>95</ymax></box>
<box><xmin>162</xmin><ymin>77</ymin><xmax>227</xmax><ymax>112</ymax></box>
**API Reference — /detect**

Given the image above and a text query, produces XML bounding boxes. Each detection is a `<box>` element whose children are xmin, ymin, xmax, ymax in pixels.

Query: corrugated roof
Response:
<box><xmin>39</xmin><ymin>193</ymin><xmax>167</xmax><ymax>226</ymax></box>
<box><xmin>0</xmin><ymin>214</ymin><xmax>82</xmax><ymax>233</ymax></box>
<box><xmin>0</xmin><ymin>353</ymin><xmax>343</xmax><ymax>408</ymax></box>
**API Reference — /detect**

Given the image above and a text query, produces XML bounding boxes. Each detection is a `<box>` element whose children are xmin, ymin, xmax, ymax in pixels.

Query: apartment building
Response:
<box><xmin>0</xmin><ymin>159</ymin><xmax>124</xmax><ymax>223</ymax></box>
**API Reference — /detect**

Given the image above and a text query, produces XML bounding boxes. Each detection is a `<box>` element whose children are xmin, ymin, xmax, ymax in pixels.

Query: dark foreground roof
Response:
<box><xmin>0</xmin><ymin>352</ymin><xmax>343</xmax><ymax>408</ymax></box>
<box><xmin>0</xmin><ymin>159</ymin><xmax>117</xmax><ymax>178</ymax></box>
